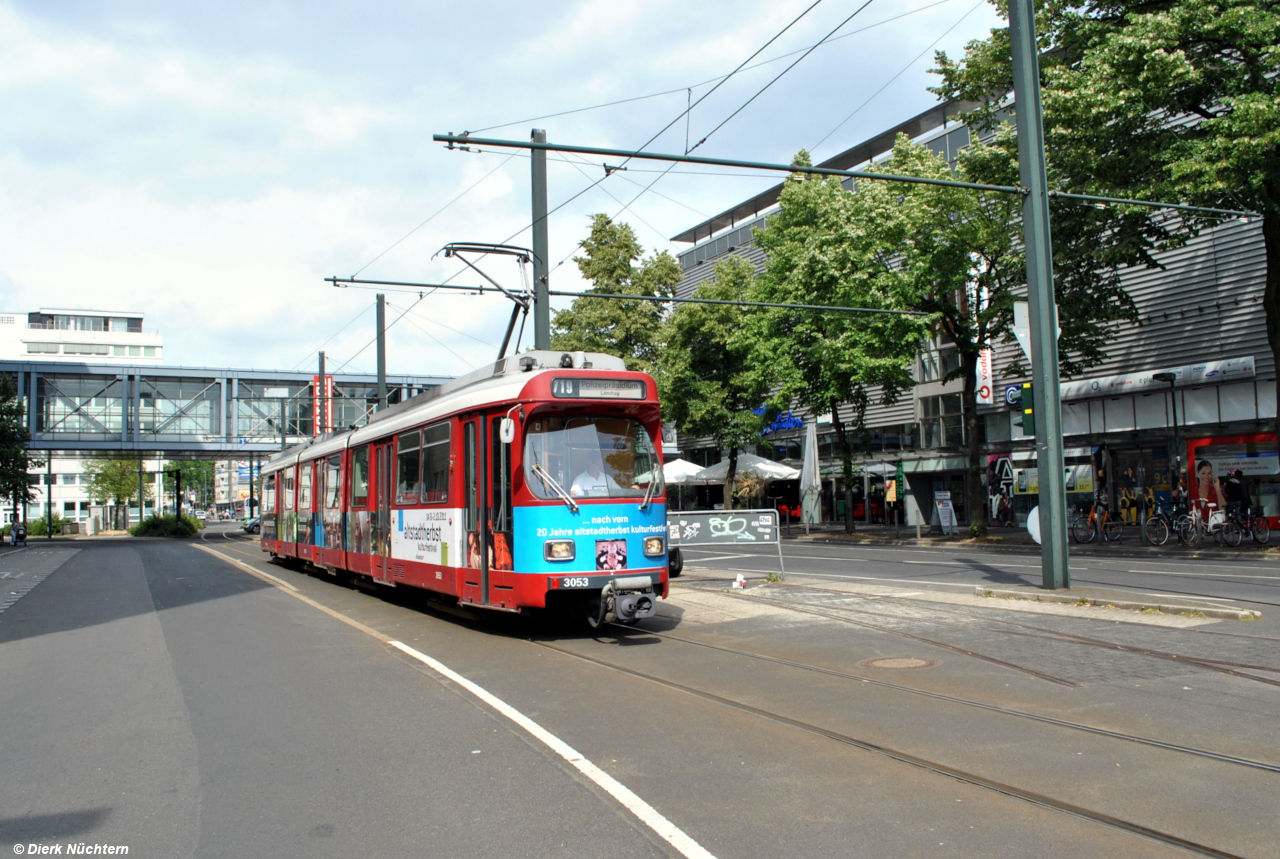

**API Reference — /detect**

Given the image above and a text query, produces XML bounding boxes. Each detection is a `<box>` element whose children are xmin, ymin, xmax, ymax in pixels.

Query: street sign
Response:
<box><xmin>667</xmin><ymin>509</ymin><xmax>784</xmax><ymax>579</ymax></box>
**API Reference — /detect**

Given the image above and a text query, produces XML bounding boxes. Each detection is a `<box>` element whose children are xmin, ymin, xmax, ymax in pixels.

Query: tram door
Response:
<box><xmin>373</xmin><ymin>441</ymin><xmax>394</xmax><ymax>583</ymax></box>
<box><xmin>461</xmin><ymin>418</ymin><xmax>487</xmax><ymax>605</ymax></box>
<box><xmin>460</xmin><ymin>415</ymin><xmax>514</xmax><ymax>607</ymax></box>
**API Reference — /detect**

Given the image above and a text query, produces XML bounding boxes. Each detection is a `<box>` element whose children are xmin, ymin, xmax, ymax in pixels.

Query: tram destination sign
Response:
<box><xmin>667</xmin><ymin>509</ymin><xmax>779</xmax><ymax>546</ymax></box>
<box><xmin>551</xmin><ymin>377</ymin><xmax>646</xmax><ymax>400</ymax></box>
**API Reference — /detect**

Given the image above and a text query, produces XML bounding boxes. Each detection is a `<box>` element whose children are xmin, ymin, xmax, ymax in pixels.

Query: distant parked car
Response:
<box><xmin>195</xmin><ymin>510</ymin><xmax>207</xmax><ymax>520</ymax></box>
<box><xmin>242</xmin><ymin>517</ymin><xmax>261</xmax><ymax>534</ymax></box>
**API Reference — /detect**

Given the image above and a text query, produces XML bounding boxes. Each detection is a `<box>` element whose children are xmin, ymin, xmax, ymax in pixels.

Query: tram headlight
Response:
<box><xmin>643</xmin><ymin>535</ymin><xmax>665</xmax><ymax>557</ymax></box>
<box><xmin>544</xmin><ymin>539</ymin><xmax>575</xmax><ymax>561</ymax></box>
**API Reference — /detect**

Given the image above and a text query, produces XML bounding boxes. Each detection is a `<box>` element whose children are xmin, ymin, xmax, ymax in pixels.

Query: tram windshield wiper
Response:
<box><xmin>532</xmin><ymin>461</ymin><xmax>578</xmax><ymax>513</ymax></box>
<box><xmin>639</xmin><ymin>474</ymin><xmax>658</xmax><ymax>511</ymax></box>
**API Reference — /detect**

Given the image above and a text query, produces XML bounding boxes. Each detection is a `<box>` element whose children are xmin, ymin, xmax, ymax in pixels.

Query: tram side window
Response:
<box><xmin>284</xmin><ymin>473</ymin><xmax>295</xmax><ymax>510</ymax></box>
<box><xmin>324</xmin><ymin>455</ymin><xmax>341</xmax><ymax>508</ymax></box>
<box><xmin>350</xmin><ymin>446</ymin><xmax>369</xmax><ymax>507</ymax></box>
<box><xmin>299</xmin><ymin>465</ymin><xmax>312</xmax><ymax>510</ymax></box>
<box><xmin>264</xmin><ymin>475</ymin><xmax>276</xmax><ymax>513</ymax></box>
<box><xmin>396</xmin><ymin>430</ymin><xmax>421</xmax><ymax>504</ymax></box>
<box><xmin>422</xmin><ymin>421</ymin><xmax>450</xmax><ymax>503</ymax></box>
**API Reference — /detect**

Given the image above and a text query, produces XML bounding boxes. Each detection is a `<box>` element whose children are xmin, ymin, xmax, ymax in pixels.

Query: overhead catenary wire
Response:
<box><xmin>350</xmin><ymin>153</ymin><xmax>519</xmax><ymax>279</ymax></box>
<box><xmin>686</xmin><ymin>0</ymin><xmax>881</xmax><ymax>155</ymax></box>
<box><xmin>464</xmin><ymin>0</ymin><xmax>960</xmax><ymax>135</ymax></box>
<box><xmin>288</xmin><ymin>303</ymin><xmax>375</xmax><ymax>371</ymax></box>
<box><xmin>811</xmin><ymin>0</ymin><xmax>987</xmax><ymax>154</ymax></box>
<box><xmin>330</xmin><ymin>292</ymin><xmax>431</xmax><ymax>374</ymax></box>
<box><xmin>327</xmin><ymin>277</ymin><xmax>930</xmax><ymax>317</ymax></box>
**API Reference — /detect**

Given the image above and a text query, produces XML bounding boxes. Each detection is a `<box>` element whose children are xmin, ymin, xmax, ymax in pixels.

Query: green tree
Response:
<box><xmin>831</xmin><ymin>136</ymin><xmax>1136</xmax><ymax>536</ymax></box>
<box><xmin>750</xmin><ymin>152</ymin><xmax>931</xmax><ymax>532</ymax></box>
<box><xmin>551</xmin><ymin>214</ymin><xmax>682</xmax><ymax>373</ymax></box>
<box><xmin>85</xmin><ymin>459</ymin><xmax>152</xmax><ymax>529</ymax></box>
<box><xmin>660</xmin><ymin>257</ymin><xmax>775</xmax><ymax>508</ymax></box>
<box><xmin>932</xmin><ymin>0</ymin><xmax>1280</xmax><ymax>405</ymax></box>
<box><xmin>0</xmin><ymin>374</ymin><xmax>37</xmax><ymax>519</ymax></box>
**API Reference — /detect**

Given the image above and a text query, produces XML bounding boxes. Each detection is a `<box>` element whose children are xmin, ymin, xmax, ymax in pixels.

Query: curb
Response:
<box><xmin>972</xmin><ymin>586</ymin><xmax>1262</xmax><ymax>621</ymax></box>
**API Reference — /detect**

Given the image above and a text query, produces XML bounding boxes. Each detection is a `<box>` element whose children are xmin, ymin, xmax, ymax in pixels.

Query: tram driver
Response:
<box><xmin>571</xmin><ymin>453</ymin><xmax>622</xmax><ymax>498</ymax></box>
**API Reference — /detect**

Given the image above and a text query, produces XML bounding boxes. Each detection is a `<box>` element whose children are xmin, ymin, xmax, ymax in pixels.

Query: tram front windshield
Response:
<box><xmin>524</xmin><ymin>416</ymin><xmax>663</xmax><ymax>500</ymax></box>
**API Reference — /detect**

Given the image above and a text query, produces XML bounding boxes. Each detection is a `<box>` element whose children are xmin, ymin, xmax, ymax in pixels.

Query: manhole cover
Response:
<box><xmin>861</xmin><ymin>656</ymin><xmax>937</xmax><ymax>670</ymax></box>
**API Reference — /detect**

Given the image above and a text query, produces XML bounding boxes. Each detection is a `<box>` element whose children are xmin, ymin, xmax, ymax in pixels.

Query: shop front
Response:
<box><xmin>1186</xmin><ymin>433</ymin><xmax>1280</xmax><ymax>523</ymax></box>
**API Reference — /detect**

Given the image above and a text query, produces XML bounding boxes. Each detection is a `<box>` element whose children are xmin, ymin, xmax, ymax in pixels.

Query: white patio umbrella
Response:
<box><xmin>662</xmin><ymin>458</ymin><xmax>706</xmax><ymax>485</ymax></box>
<box><xmin>800</xmin><ymin>420</ymin><xmax>821</xmax><ymax>526</ymax></box>
<box><xmin>692</xmin><ymin>453</ymin><xmax>800</xmax><ymax>483</ymax></box>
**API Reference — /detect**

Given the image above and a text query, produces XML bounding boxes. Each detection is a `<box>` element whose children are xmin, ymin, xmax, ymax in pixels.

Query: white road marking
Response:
<box><xmin>681</xmin><ymin>553</ymin><xmax>755</xmax><ymax>562</ymax></box>
<box><xmin>194</xmin><ymin>545</ymin><xmax>299</xmax><ymax>591</ymax></box>
<box><xmin>199</xmin><ymin>545</ymin><xmax>715</xmax><ymax>858</ymax></box>
<box><xmin>724</xmin><ymin>570</ymin><xmax>980</xmax><ymax>589</ymax></box>
<box><xmin>1125</xmin><ymin>569</ymin><xmax>1280</xmax><ymax>580</ymax></box>
<box><xmin>391</xmin><ymin>640</ymin><xmax>717</xmax><ymax>859</ymax></box>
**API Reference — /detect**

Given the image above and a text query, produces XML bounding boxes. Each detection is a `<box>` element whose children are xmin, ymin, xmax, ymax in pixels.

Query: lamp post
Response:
<box><xmin>1153</xmin><ymin>372</ymin><xmax>1180</xmax><ymax>492</ymax></box>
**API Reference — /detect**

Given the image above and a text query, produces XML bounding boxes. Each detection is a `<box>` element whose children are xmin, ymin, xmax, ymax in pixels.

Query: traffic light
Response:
<box><xmin>1014</xmin><ymin>381</ymin><xmax>1035</xmax><ymax>436</ymax></box>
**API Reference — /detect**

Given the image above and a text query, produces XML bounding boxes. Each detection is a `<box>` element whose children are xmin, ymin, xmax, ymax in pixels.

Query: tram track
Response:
<box><xmin>218</xmin><ymin>545</ymin><xmax>1269</xmax><ymax>857</ymax></box>
<box><xmin>528</xmin><ymin>634</ymin><xmax>1255</xmax><ymax>859</ymax></box>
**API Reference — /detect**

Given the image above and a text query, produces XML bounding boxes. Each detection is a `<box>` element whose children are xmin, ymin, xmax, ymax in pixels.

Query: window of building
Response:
<box><xmin>113</xmin><ymin>345</ymin><xmax>126</xmax><ymax>356</ymax></box>
<box><xmin>396</xmin><ymin>430</ymin><xmax>421</xmax><ymax>504</ymax></box>
<box><xmin>64</xmin><ymin>344</ymin><xmax>110</xmax><ymax>355</ymax></box>
<box><xmin>919</xmin><ymin>394</ymin><xmax>964</xmax><ymax>448</ymax></box>
<box><xmin>109</xmin><ymin>317</ymin><xmax>130</xmax><ymax>332</ymax></box>
<box><xmin>350</xmin><ymin>446</ymin><xmax>369</xmax><ymax>507</ymax></box>
<box><xmin>54</xmin><ymin>315</ymin><xmax>106</xmax><ymax>331</ymax></box>
<box><xmin>128</xmin><ymin>346</ymin><xmax>142</xmax><ymax>357</ymax></box>
<box><xmin>422</xmin><ymin>422</ymin><xmax>450</xmax><ymax>503</ymax></box>
<box><xmin>919</xmin><ymin>346</ymin><xmax>962</xmax><ymax>383</ymax></box>
<box><xmin>144</xmin><ymin>346</ymin><xmax>157</xmax><ymax>357</ymax></box>
<box><xmin>27</xmin><ymin>343</ymin><xmax>59</xmax><ymax>354</ymax></box>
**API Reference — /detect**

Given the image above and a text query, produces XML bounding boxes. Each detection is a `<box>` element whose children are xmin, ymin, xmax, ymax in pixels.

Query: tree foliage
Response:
<box><xmin>551</xmin><ymin>214</ymin><xmax>682</xmax><ymax>373</ymax></box>
<box><xmin>933</xmin><ymin>0</ymin><xmax>1280</xmax><ymax>401</ymax></box>
<box><xmin>749</xmin><ymin>151</ymin><xmax>931</xmax><ymax>531</ymax></box>
<box><xmin>660</xmin><ymin>256</ymin><xmax>774</xmax><ymax>506</ymax></box>
<box><xmin>0</xmin><ymin>374</ymin><xmax>36</xmax><ymax>511</ymax></box>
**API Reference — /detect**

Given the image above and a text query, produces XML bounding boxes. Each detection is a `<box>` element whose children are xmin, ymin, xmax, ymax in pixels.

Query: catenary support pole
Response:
<box><xmin>46</xmin><ymin>456</ymin><xmax>52</xmax><ymax>539</ymax></box>
<box><xmin>139</xmin><ymin>457</ymin><xmax>144</xmax><ymax>525</ymax></box>
<box><xmin>376</xmin><ymin>294</ymin><xmax>387</xmax><ymax>412</ymax></box>
<box><xmin>531</xmin><ymin>128</ymin><xmax>550</xmax><ymax>350</ymax></box>
<box><xmin>1009</xmin><ymin>0</ymin><xmax>1070</xmax><ymax>590</ymax></box>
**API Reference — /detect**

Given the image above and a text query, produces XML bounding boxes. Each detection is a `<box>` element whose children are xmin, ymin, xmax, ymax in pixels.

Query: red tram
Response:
<box><xmin>260</xmin><ymin>351</ymin><xmax>669</xmax><ymax>624</ymax></box>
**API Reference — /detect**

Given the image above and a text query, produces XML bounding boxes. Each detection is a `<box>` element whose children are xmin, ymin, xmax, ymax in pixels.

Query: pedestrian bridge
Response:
<box><xmin>2</xmin><ymin>360</ymin><xmax>451</xmax><ymax>455</ymax></box>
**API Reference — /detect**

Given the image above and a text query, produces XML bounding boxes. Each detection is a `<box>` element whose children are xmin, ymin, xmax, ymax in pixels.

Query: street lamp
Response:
<box><xmin>1153</xmin><ymin>372</ymin><xmax>1180</xmax><ymax>492</ymax></box>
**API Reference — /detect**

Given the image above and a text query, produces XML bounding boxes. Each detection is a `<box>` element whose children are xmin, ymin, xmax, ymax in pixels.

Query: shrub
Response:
<box><xmin>130</xmin><ymin>514</ymin><xmax>204</xmax><ymax>537</ymax></box>
<box><xmin>26</xmin><ymin>515</ymin><xmax>65</xmax><ymax>537</ymax></box>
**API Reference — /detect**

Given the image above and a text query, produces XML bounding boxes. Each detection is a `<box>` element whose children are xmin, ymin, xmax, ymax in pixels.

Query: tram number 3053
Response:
<box><xmin>561</xmin><ymin>577</ymin><xmax>590</xmax><ymax>588</ymax></box>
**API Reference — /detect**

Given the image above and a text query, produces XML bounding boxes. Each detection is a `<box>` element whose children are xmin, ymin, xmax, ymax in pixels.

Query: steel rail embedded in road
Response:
<box><xmin>529</xmin><ymin>637</ymin><xmax>1252</xmax><ymax>859</ymax></box>
<box><xmin>596</xmin><ymin>621</ymin><xmax>1280</xmax><ymax>775</ymax></box>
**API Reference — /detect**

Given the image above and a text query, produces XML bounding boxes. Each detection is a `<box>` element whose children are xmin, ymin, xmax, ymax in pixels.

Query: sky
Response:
<box><xmin>0</xmin><ymin>0</ymin><xmax>1003</xmax><ymax>379</ymax></box>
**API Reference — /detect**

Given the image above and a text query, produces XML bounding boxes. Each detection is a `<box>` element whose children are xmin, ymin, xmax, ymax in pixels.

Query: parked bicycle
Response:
<box><xmin>1141</xmin><ymin>498</ymin><xmax>1184</xmax><ymax>547</ymax></box>
<box><xmin>1071</xmin><ymin>496</ymin><xmax>1123</xmax><ymax>544</ymax></box>
<box><xmin>1222</xmin><ymin>503</ymin><xmax>1270</xmax><ymax>547</ymax></box>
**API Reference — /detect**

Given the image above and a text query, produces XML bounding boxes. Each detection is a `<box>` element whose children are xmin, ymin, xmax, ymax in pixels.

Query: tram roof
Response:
<box><xmin>261</xmin><ymin>350</ymin><xmax>633</xmax><ymax>473</ymax></box>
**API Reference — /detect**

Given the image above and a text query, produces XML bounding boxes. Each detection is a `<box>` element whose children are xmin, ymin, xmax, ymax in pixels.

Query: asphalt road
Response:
<box><xmin>1</xmin><ymin>527</ymin><xmax>1276</xmax><ymax>858</ymax></box>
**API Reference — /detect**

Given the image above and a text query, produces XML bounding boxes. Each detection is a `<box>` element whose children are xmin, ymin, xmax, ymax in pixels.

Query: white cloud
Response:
<box><xmin>0</xmin><ymin>0</ymin><xmax>1002</xmax><ymax>380</ymax></box>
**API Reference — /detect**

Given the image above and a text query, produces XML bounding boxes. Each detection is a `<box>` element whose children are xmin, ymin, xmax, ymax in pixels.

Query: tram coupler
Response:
<box><xmin>596</xmin><ymin>575</ymin><xmax>657</xmax><ymax>625</ymax></box>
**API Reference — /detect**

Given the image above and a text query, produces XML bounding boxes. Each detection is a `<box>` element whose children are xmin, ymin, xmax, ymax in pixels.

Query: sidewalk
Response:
<box><xmin>778</xmin><ymin>521</ymin><xmax>1280</xmax><ymax>560</ymax></box>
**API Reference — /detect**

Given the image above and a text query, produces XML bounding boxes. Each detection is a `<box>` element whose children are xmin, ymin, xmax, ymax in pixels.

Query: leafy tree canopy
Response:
<box><xmin>660</xmin><ymin>256</ymin><xmax>775</xmax><ymax>503</ymax></box>
<box><xmin>551</xmin><ymin>214</ymin><xmax>682</xmax><ymax>373</ymax></box>
<box><xmin>932</xmin><ymin>0</ymin><xmax>1280</xmax><ymax>395</ymax></box>
<box><xmin>0</xmin><ymin>374</ymin><xmax>37</xmax><ymax>507</ymax></box>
